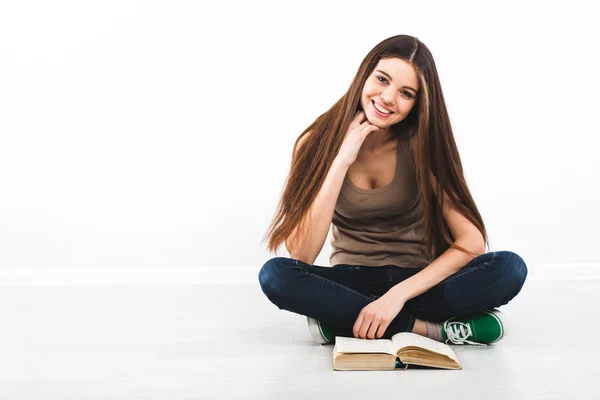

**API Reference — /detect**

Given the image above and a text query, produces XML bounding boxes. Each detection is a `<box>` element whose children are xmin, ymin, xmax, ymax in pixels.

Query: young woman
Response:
<box><xmin>258</xmin><ymin>35</ymin><xmax>527</xmax><ymax>345</ymax></box>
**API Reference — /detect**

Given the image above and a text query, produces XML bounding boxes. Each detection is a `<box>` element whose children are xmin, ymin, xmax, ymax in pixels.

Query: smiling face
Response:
<box><xmin>360</xmin><ymin>57</ymin><xmax>420</xmax><ymax>129</ymax></box>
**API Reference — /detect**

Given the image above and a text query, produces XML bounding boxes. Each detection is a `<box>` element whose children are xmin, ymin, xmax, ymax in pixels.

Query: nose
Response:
<box><xmin>380</xmin><ymin>89</ymin><xmax>395</xmax><ymax>107</ymax></box>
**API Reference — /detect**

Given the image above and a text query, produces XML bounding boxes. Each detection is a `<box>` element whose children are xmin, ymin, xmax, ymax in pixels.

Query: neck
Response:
<box><xmin>363</xmin><ymin>128</ymin><xmax>396</xmax><ymax>152</ymax></box>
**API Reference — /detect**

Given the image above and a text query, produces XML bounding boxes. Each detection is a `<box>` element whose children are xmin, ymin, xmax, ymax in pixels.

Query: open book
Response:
<box><xmin>332</xmin><ymin>332</ymin><xmax>461</xmax><ymax>371</ymax></box>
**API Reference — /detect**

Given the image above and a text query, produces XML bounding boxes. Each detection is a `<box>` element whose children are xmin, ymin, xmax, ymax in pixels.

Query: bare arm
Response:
<box><xmin>389</xmin><ymin>171</ymin><xmax>486</xmax><ymax>302</ymax></box>
<box><xmin>285</xmin><ymin>157</ymin><xmax>350</xmax><ymax>265</ymax></box>
<box><xmin>285</xmin><ymin>112</ymin><xmax>381</xmax><ymax>265</ymax></box>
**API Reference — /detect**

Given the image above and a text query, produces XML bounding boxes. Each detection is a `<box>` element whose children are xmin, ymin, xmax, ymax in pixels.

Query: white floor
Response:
<box><xmin>0</xmin><ymin>276</ymin><xmax>598</xmax><ymax>399</ymax></box>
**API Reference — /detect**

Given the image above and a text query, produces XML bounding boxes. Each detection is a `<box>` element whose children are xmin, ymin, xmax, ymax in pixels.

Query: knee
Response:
<box><xmin>495</xmin><ymin>251</ymin><xmax>528</xmax><ymax>299</ymax></box>
<box><xmin>258</xmin><ymin>257</ymin><xmax>295</xmax><ymax>303</ymax></box>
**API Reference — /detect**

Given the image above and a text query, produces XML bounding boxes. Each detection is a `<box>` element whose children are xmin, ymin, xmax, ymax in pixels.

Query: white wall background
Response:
<box><xmin>0</xmin><ymin>1</ymin><xmax>598</xmax><ymax>273</ymax></box>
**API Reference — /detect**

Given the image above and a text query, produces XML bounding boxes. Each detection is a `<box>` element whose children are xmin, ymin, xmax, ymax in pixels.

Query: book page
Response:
<box><xmin>391</xmin><ymin>332</ymin><xmax>459</xmax><ymax>363</ymax></box>
<box><xmin>333</xmin><ymin>336</ymin><xmax>396</xmax><ymax>356</ymax></box>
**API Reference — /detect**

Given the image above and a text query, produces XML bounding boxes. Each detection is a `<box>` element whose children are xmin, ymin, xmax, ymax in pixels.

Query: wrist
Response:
<box><xmin>390</xmin><ymin>281</ymin><xmax>412</xmax><ymax>302</ymax></box>
<box><xmin>332</xmin><ymin>156</ymin><xmax>351</xmax><ymax>170</ymax></box>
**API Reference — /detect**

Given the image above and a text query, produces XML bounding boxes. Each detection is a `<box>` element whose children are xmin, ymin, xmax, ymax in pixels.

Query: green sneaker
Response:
<box><xmin>307</xmin><ymin>317</ymin><xmax>335</xmax><ymax>344</ymax></box>
<box><xmin>442</xmin><ymin>309</ymin><xmax>508</xmax><ymax>346</ymax></box>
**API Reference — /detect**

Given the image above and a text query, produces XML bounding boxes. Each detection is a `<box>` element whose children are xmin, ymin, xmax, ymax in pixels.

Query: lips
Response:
<box><xmin>371</xmin><ymin>100</ymin><xmax>394</xmax><ymax>118</ymax></box>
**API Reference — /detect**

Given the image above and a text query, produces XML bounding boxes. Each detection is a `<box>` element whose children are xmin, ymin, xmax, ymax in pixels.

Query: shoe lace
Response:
<box><xmin>443</xmin><ymin>319</ymin><xmax>487</xmax><ymax>346</ymax></box>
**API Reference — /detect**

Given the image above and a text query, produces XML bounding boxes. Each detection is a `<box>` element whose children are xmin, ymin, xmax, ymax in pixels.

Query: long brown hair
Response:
<box><xmin>261</xmin><ymin>34</ymin><xmax>489</xmax><ymax>261</ymax></box>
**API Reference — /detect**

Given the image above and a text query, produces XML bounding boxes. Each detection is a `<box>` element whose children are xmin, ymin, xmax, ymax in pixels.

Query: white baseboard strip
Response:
<box><xmin>0</xmin><ymin>264</ymin><xmax>598</xmax><ymax>285</ymax></box>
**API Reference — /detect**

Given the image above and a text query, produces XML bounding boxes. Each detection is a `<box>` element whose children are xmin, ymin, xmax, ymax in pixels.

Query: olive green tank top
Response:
<box><xmin>329</xmin><ymin>136</ymin><xmax>432</xmax><ymax>269</ymax></box>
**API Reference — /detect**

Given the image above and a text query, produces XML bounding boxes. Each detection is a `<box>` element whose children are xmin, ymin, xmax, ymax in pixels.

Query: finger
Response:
<box><xmin>350</xmin><ymin>111</ymin><xmax>365</xmax><ymax>129</ymax></box>
<box><xmin>362</xmin><ymin>124</ymin><xmax>383</xmax><ymax>136</ymax></box>
<box><xmin>367</xmin><ymin>318</ymin><xmax>380</xmax><ymax>339</ymax></box>
<box><xmin>376</xmin><ymin>321</ymin><xmax>389</xmax><ymax>339</ymax></box>
<box><xmin>361</xmin><ymin>123</ymin><xmax>382</xmax><ymax>131</ymax></box>
<box><xmin>356</xmin><ymin>121</ymin><xmax>371</xmax><ymax>131</ymax></box>
<box><xmin>353</xmin><ymin>313</ymin><xmax>364</xmax><ymax>338</ymax></box>
<box><xmin>359</xmin><ymin>317</ymin><xmax>373</xmax><ymax>339</ymax></box>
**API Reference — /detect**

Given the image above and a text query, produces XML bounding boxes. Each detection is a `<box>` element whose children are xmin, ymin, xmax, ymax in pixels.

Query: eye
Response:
<box><xmin>401</xmin><ymin>90</ymin><xmax>414</xmax><ymax>99</ymax></box>
<box><xmin>376</xmin><ymin>76</ymin><xmax>388</xmax><ymax>84</ymax></box>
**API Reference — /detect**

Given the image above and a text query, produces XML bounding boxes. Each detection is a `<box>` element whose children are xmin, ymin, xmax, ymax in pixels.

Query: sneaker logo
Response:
<box><xmin>444</xmin><ymin>320</ymin><xmax>487</xmax><ymax>346</ymax></box>
<box><xmin>446</xmin><ymin>321</ymin><xmax>472</xmax><ymax>341</ymax></box>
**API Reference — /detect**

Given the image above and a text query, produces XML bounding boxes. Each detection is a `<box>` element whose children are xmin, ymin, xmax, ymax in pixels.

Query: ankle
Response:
<box><xmin>411</xmin><ymin>318</ymin><xmax>428</xmax><ymax>337</ymax></box>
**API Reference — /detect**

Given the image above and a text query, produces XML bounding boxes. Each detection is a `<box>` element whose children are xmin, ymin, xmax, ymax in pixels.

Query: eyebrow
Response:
<box><xmin>375</xmin><ymin>70</ymin><xmax>419</xmax><ymax>94</ymax></box>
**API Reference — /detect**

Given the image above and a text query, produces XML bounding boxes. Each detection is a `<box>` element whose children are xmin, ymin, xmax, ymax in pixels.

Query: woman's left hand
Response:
<box><xmin>353</xmin><ymin>289</ymin><xmax>407</xmax><ymax>339</ymax></box>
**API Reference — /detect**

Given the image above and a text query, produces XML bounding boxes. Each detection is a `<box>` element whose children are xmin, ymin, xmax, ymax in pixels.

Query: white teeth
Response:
<box><xmin>373</xmin><ymin>101</ymin><xmax>392</xmax><ymax>114</ymax></box>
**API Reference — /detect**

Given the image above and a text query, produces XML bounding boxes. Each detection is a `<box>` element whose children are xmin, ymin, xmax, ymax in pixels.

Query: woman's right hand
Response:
<box><xmin>335</xmin><ymin>111</ymin><xmax>383</xmax><ymax>167</ymax></box>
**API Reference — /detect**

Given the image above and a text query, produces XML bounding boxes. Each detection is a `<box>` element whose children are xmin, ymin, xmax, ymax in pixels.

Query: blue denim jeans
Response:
<box><xmin>258</xmin><ymin>251</ymin><xmax>527</xmax><ymax>339</ymax></box>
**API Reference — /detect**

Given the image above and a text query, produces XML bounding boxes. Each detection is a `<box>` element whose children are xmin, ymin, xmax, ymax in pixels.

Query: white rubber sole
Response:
<box><xmin>307</xmin><ymin>316</ymin><xmax>328</xmax><ymax>344</ymax></box>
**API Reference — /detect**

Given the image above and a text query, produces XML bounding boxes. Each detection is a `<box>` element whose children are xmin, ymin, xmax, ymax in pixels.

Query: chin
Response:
<box><xmin>364</xmin><ymin>109</ymin><xmax>381</xmax><ymax>127</ymax></box>
<box><xmin>363</xmin><ymin>102</ymin><xmax>394</xmax><ymax>129</ymax></box>
<box><xmin>368</xmin><ymin>114</ymin><xmax>388</xmax><ymax>129</ymax></box>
